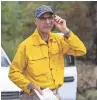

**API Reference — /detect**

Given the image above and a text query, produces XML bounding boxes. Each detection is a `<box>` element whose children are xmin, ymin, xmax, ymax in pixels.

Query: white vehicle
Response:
<box><xmin>1</xmin><ymin>47</ymin><xmax>77</xmax><ymax>100</ymax></box>
<box><xmin>58</xmin><ymin>55</ymin><xmax>77</xmax><ymax>100</ymax></box>
<box><xmin>1</xmin><ymin>47</ymin><xmax>21</xmax><ymax>100</ymax></box>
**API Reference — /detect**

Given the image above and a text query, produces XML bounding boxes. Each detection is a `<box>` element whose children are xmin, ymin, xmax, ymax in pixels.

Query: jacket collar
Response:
<box><xmin>31</xmin><ymin>29</ymin><xmax>56</xmax><ymax>46</ymax></box>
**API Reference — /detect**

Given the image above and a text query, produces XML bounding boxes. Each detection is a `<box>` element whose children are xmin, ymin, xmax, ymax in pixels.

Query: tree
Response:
<box><xmin>87</xmin><ymin>1</ymin><xmax>97</xmax><ymax>64</ymax></box>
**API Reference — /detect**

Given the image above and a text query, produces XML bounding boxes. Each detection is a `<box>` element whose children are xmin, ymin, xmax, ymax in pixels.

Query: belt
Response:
<box><xmin>20</xmin><ymin>88</ymin><xmax>58</xmax><ymax>95</ymax></box>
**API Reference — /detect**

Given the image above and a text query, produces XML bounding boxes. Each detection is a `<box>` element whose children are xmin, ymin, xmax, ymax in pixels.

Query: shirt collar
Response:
<box><xmin>31</xmin><ymin>29</ymin><xmax>56</xmax><ymax>46</ymax></box>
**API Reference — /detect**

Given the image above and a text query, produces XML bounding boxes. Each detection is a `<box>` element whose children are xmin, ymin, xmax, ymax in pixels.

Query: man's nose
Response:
<box><xmin>46</xmin><ymin>19</ymin><xmax>50</xmax><ymax>23</ymax></box>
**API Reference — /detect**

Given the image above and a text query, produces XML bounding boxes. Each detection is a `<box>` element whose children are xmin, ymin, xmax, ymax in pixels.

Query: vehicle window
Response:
<box><xmin>1</xmin><ymin>47</ymin><xmax>11</xmax><ymax>67</ymax></box>
<box><xmin>1</xmin><ymin>56</ymin><xmax>10</xmax><ymax>67</ymax></box>
<box><xmin>65</xmin><ymin>55</ymin><xmax>75</xmax><ymax>67</ymax></box>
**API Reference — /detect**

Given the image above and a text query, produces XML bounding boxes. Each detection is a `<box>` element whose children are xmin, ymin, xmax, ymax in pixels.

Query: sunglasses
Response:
<box><xmin>37</xmin><ymin>16</ymin><xmax>55</xmax><ymax>21</ymax></box>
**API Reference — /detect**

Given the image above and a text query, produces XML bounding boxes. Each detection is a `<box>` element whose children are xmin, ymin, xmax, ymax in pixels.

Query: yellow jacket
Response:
<box><xmin>9</xmin><ymin>29</ymin><xmax>86</xmax><ymax>94</ymax></box>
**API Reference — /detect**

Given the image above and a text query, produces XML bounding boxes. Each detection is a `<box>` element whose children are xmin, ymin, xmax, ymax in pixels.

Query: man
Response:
<box><xmin>9</xmin><ymin>5</ymin><xmax>86</xmax><ymax>100</ymax></box>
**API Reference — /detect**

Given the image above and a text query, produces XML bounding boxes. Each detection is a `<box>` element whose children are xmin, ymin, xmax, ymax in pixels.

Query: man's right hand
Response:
<box><xmin>27</xmin><ymin>83</ymin><xmax>43</xmax><ymax>95</ymax></box>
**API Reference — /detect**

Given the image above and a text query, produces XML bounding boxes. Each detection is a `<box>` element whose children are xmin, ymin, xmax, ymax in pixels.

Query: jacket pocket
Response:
<box><xmin>28</xmin><ymin>57</ymin><xmax>49</xmax><ymax>77</ymax></box>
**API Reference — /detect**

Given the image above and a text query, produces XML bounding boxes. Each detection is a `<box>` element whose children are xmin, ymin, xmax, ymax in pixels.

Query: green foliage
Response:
<box><xmin>85</xmin><ymin>90</ymin><xmax>97</xmax><ymax>100</ymax></box>
<box><xmin>1</xmin><ymin>1</ymin><xmax>97</xmax><ymax>63</ymax></box>
<box><xmin>1</xmin><ymin>1</ymin><xmax>23</xmax><ymax>40</ymax></box>
<box><xmin>1</xmin><ymin>36</ymin><xmax>23</xmax><ymax>61</ymax></box>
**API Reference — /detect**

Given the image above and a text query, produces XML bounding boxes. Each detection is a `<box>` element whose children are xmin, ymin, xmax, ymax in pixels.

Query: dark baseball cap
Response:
<box><xmin>35</xmin><ymin>5</ymin><xmax>54</xmax><ymax>18</ymax></box>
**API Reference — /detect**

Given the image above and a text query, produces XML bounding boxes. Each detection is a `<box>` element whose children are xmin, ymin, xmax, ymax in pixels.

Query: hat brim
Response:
<box><xmin>36</xmin><ymin>11</ymin><xmax>54</xmax><ymax>18</ymax></box>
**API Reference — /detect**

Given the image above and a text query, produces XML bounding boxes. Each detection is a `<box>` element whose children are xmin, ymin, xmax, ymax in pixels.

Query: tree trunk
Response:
<box><xmin>88</xmin><ymin>2</ymin><xmax>97</xmax><ymax>64</ymax></box>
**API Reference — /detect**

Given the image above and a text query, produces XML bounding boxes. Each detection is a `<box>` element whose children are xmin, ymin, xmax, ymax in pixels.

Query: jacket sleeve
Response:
<box><xmin>8</xmin><ymin>44</ymin><xmax>30</xmax><ymax>94</ymax></box>
<box><xmin>61</xmin><ymin>31</ymin><xmax>86</xmax><ymax>56</ymax></box>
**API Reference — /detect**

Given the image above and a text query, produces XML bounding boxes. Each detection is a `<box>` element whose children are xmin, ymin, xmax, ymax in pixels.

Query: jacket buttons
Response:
<box><xmin>53</xmin><ymin>79</ymin><xmax>55</xmax><ymax>82</ymax></box>
<box><xmin>58</xmin><ymin>84</ymin><xmax>62</xmax><ymax>87</ymax></box>
<box><xmin>50</xmin><ymin>68</ymin><xmax>52</xmax><ymax>70</ymax></box>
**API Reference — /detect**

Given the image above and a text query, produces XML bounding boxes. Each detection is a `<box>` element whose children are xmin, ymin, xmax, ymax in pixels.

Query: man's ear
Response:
<box><xmin>34</xmin><ymin>18</ymin><xmax>37</xmax><ymax>25</ymax></box>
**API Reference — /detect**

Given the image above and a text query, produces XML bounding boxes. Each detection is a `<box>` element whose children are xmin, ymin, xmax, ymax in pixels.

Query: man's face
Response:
<box><xmin>35</xmin><ymin>12</ymin><xmax>55</xmax><ymax>33</ymax></box>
